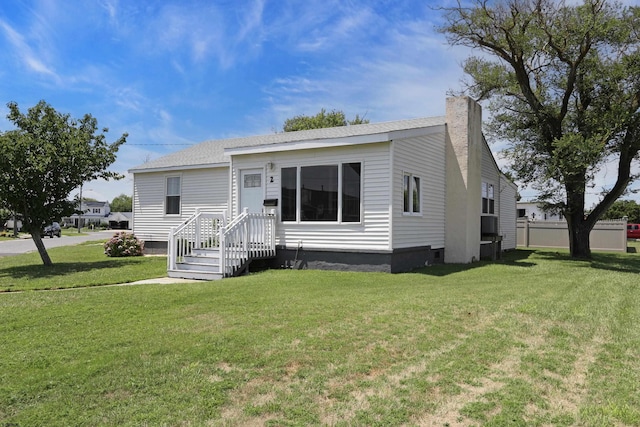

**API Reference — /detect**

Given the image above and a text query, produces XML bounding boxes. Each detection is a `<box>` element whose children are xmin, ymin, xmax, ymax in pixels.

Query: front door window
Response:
<box><xmin>240</xmin><ymin>169</ymin><xmax>264</xmax><ymax>214</ymax></box>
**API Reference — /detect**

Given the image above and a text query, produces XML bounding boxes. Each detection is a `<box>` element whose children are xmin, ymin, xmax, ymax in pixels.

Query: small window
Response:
<box><xmin>342</xmin><ymin>163</ymin><xmax>361</xmax><ymax>222</ymax></box>
<box><xmin>403</xmin><ymin>173</ymin><xmax>421</xmax><ymax>214</ymax></box>
<box><xmin>281</xmin><ymin>167</ymin><xmax>297</xmax><ymax>221</ymax></box>
<box><xmin>244</xmin><ymin>173</ymin><xmax>261</xmax><ymax>188</ymax></box>
<box><xmin>403</xmin><ymin>175</ymin><xmax>410</xmax><ymax>213</ymax></box>
<box><xmin>166</xmin><ymin>176</ymin><xmax>181</xmax><ymax>215</ymax></box>
<box><xmin>412</xmin><ymin>176</ymin><xmax>421</xmax><ymax>213</ymax></box>
<box><xmin>482</xmin><ymin>182</ymin><xmax>495</xmax><ymax>214</ymax></box>
<box><xmin>93</xmin><ymin>208</ymin><xmax>101</xmax><ymax>214</ymax></box>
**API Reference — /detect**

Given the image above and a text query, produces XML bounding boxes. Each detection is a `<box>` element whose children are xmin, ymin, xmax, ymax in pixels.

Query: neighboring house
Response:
<box><xmin>107</xmin><ymin>211</ymin><xmax>132</xmax><ymax>229</ymax></box>
<box><xmin>62</xmin><ymin>200</ymin><xmax>111</xmax><ymax>228</ymax></box>
<box><xmin>517</xmin><ymin>201</ymin><xmax>564</xmax><ymax>221</ymax></box>
<box><xmin>130</xmin><ymin>97</ymin><xmax>517</xmax><ymax>279</ymax></box>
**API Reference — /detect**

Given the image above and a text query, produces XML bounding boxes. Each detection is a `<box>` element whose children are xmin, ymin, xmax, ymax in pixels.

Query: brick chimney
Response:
<box><xmin>445</xmin><ymin>97</ymin><xmax>483</xmax><ymax>263</ymax></box>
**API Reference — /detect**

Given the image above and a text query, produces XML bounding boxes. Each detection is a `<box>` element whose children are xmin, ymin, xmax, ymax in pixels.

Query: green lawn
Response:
<box><xmin>0</xmin><ymin>241</ymin><xmax>167</xmax><ymax>291</ymax></box>
<box><xmin>1</xmin><ymin>249</ymin><xmax>640</xmax><ymax>426</ymax></box>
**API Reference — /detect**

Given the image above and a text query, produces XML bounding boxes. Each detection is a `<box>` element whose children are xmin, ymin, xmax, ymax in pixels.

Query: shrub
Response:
<box><xmin>104</xmin><ymin>232</ymin><xmax>144</xmax><ymax>257</ymax></box>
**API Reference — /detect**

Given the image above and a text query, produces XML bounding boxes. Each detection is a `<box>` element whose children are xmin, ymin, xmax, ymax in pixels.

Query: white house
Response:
<box><xmin>130</xmin><ymin>97</ymin><xmax>517</xmax><ymax>279</ymax></box>
<box><xmin>63</xmin><ymin>200</ymin><xmax>111</xmax><ymax>228</ymax></box>
<box><xmin>517</xmin><ymin>201</ymin><xmax>564</xmax><ymax>221</ymax></box>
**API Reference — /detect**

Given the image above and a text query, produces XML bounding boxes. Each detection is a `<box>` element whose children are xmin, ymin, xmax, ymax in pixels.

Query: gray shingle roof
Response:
<box><xmin>129</xmin><ymin>115</ymin><xmax>446</xmax><ymax>173</ymax></box>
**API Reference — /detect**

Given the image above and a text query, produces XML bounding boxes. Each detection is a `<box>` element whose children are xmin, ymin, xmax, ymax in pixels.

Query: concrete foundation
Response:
<box><xmin>272</xmin><ymin>246</ymin><xmax>444</xmax><ymax>273</ymax></box>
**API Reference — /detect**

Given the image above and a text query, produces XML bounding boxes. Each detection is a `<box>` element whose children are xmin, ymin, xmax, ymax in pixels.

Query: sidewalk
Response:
<box><xmin>115</xmin><ymin>277</ymin><xmax>205</xmax><ymax>286</ymax></box>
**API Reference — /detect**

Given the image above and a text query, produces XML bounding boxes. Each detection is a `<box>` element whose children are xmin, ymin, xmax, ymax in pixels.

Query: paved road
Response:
<box><xmin>0</xmin><ymin>230</ymin><xmax>117</xmax><ymax>257</ymax></box>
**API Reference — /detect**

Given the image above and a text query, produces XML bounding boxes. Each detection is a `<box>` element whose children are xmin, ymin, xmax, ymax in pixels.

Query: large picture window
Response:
<box><xmin>281</xmin><ymin>167</ymin><xmax>297</xmax><ymax>221</ymax></box>
<box><xmin>165</xmin><ymin>176</ymin><xmax>181</xmax><ymax>215</ymax></box>
<box><xmin>281</xmin><ymin>162</ymin><xmax>361</xmax><ymax>223</ymax></box>
<box><xmin>301</xmin><ymin>165</ymin><xmax>338</xmax><ymax>221</ymax></box>
<box><xmin>482</xmin><ymin>182</ymin><xmax>495</xmax><ymax>214</ymax></box>
<box><xmin>403</xmin><ymin>173</ymin><xmax>421</xmax><ymax>214</ymax></box>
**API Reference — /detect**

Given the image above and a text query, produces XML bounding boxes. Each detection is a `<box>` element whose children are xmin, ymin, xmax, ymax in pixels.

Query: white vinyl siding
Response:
<box><xmin>481</xmin><ymin>141</ymin><xmax>500</xmax><ymax>218</ymax></box>
<box><xmin>230</xmin><ymin>143</ymin><xmax>391</xmax><ymax>252</ymax></box>
<box><xmin>500</xmin><ymin>175</ymin><xmax>517</xmax><ymax>250</ymax></box>
<box><xmin>132</xmin><ymin>167</ymin><xmax>229</xmax><ymax>242</ymax></box>
<box><xmin>392</xmin><ymin>132</ymin><xmax>446</xmax><ymax>249</ymax></box>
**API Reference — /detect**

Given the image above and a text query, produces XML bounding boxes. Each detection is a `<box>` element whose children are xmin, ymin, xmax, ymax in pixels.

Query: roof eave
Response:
<box><xmin>129</xmin><ymin>161</ymin><xmax>229</xmax><ymax>174</ymax></box>
<box><xmin>225</xmin><ymin>124</ymin><xmax>446</xmax><ymax>156</ymax></box>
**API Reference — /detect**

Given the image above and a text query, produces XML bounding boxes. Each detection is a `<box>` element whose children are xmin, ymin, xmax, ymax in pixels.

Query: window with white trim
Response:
<box><xmin>281</xmin><ymin>162</ymin><xmax>361</xmax><ymax>222</ymax></box>
<box><xmin>482</xmin><ymin>182</ymin><xmax>495</xmax><ymax>214</ymax></box>
<box><xmin>403</xmin><ymin>173</ymin><xmax>421</xmax><ymax>214</ymax></box>
<box><xmin>165</xmin><ymin>176</ymin><xmax>181</xmax><ymax>215</ymax></box>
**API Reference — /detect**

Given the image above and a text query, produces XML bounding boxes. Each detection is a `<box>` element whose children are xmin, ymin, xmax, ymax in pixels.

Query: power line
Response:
<box><xmin>126</xmin><ymin>143</ymin><xmax>195</xmax><ymax>146</ymax></box>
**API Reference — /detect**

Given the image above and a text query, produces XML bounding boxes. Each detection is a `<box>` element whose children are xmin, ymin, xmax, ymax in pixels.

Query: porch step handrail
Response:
<box><xmin>220</xmin><ymin>208</ymin><xmax>276</xmax><ymax>277</ymax></box>
<box><xmin>169</xmin><ymin>208</ymin><xmax>276</xmax><ymax>278</ymax></box>
<box><xmin>168</xmin><ymin>209</ymin><xmax>226</xmax><ymax>271</ymax></box>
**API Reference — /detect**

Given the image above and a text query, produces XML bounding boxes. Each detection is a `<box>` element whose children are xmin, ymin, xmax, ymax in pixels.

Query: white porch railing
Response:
<box><xmin>168</xmin><ymin>208</ymin><xmax>276</xmax><ymax>277</ymax></box>
<box><xmin>219</xmin><ymin>208</ymin><xmax>276</xmax><ymax>276</ymax></box>
<box><xmin>168</xmin><ymin>209</ymin><xmax>226</xmax><ymax>271</ymax></box>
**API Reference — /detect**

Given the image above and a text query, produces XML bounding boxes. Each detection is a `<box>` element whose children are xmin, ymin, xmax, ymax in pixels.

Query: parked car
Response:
<box><xmin>43</xmin><ymin>222</ymin><xmax>61</xmax><ymax>238</ymax></box>
<box><xmin>627</xmin><ymin>223</ymin><xmax>640</xmax><ymax>239</ymax></box>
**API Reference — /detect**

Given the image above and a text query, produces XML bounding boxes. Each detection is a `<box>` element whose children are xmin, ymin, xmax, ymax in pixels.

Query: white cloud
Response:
<box><xmin>260</xmin><ymin>14</ymin><xmax>470</xmax><ymax>127</ymax></box>
<box><xmin>0</xmin><ymin>20</ymin><xmax>60</xmax><ymax>82</ymax></box>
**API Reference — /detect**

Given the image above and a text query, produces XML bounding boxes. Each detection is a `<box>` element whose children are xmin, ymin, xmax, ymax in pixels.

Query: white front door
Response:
<box><xmin>240</xmin><ymin>169</ymin><xmax>264</xmax><ymax>214</ymax></box>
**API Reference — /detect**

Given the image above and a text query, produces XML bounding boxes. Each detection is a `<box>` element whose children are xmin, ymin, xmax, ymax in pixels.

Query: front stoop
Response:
<box><xmin>169</xmin><ymin>248</ymin><xmax>253</xmax><ymax>280</ymax></box>
<box><xmin>169</xmin><ymin>248</ymin><xmax>223</xmax><ymax>281</ymax></box>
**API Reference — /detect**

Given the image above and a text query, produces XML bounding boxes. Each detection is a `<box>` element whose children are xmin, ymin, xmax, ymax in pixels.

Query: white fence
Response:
<box><xmin>517</xmin><ymin>218</ymin><xmax>627</xmax><ymax>252</ymax></box>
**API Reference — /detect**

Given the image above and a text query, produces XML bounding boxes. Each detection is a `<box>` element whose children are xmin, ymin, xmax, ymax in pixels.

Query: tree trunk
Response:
<box><xmin>566</xmin><ymin>216</ymin><xmax>592</xmax><ymax>258</ymax></box>
<box><xmin>564</xmin><ymin>178</ymin><xmax>594</xmax><ymax>259</ymax></box>
<box><xmin>31</xmin><ymin>232</ymin><xmax>53</xmax><ymax>266</ymax></box>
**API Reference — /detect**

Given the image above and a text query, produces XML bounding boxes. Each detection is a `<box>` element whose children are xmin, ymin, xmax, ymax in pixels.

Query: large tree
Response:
<box><xmin>601</xmin><ymin>199</ymin><xmax>640</xmax><ymax>223</ymax></box>
<box><xmin>0</xmin><ymin>101</ymin><xmax>127</xmax><ymax>265</ymax></box>
<box><xmin>283</xmin><ymin>109</ymin><xmax>369</xmax><ymax>132</ymax></box>
<box><xmin>439</xmin><ymin>0</ymin><xmax>640</xmax><ymax>258</ymax></box>
<box><xmin>110</xmin><ymin>193</ymin><xmax>132</xmax><ymax>212</ymax></box>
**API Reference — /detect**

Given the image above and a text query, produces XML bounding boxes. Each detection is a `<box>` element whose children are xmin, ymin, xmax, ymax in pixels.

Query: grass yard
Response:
<box><xmin>0</xmin><ymin>241</ymin><xmax>167</xmax><ymax>291</ymax></box>
<box><xmin>1</xmin><ymin>249</ymin><xmax>640</xmax><ymax>426</ymax></box>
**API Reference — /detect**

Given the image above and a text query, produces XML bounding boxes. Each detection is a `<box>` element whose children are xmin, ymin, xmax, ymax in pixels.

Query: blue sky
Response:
<box><xmin>0</xmin><ymin>0</ymin><xmax>637</xmax><ymax>206</ymax></box>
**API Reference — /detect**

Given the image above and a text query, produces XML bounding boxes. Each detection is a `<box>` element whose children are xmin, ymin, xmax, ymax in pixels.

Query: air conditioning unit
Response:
<box><xmin>481</xmin><ymin>216</ymin><xmax>498</xmax><ymax>236</ymax></box>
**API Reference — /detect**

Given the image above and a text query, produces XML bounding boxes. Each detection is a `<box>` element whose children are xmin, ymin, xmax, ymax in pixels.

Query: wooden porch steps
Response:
<box><xmin>169</xmin><ymin>248</ymin><xmax>274</xmax><ymax>281</ymax></box>
<box><xmin>167</xmin><ymin>209</ymin><xmax>276</xmax><ymax>281</ymax></box>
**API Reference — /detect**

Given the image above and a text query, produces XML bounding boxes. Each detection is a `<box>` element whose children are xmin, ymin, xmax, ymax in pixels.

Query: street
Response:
<box><xmin>0</xmin><ymin>230</ymin><xmax>118</xmax><ymax>257</ymax></box>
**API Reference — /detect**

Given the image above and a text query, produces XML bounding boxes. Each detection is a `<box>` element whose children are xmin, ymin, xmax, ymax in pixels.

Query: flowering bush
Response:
<box><xmin>104</xmin><ymin>232</ymin><xmax>144</xmax><ymax>257</ymax></box>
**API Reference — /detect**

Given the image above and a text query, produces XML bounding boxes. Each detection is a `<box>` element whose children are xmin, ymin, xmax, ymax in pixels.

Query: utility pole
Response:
<box><xmin>12</xmin><ymin>211</ymin><xmax>17</xmax><ymax>238</ymax></box>
<box><xmin>77</xmin><ymin>184</ymin><xmax>83</xmax><ymax>233</ymax></box>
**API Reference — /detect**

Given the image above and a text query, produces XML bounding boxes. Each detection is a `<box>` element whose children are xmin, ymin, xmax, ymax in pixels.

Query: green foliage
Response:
<box><xmin>104</xmin><ymin>232</ymin><xmax>144</xmax><ymax>257</ymax></box>
<box><xmin>283</xmin><ymin>108</ymin><xmax>369</xmax><ymax>132</ymax></box>
<box><xmin>110</xmin><ymin>193</ymin><xmax>132</xmax><ymax>212</ymax></box>
<box><xmin>0</xmin><ymin>100</ymin><xmax>127</xmax><ymax>265</ymax></box>
<box><xmin>2</xmin><ymin>249</ymin><xmax>640</xmax><ymax>424</ymax></box>
<box><xmin>439</xmin><ymin>0</ymin><xmax>640</xmax><ymax>258</ymax></box>
<box><xmin>602</xmin><ymin>199</ymin><xmax>640</xmax><ymax>223</ymax></box>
